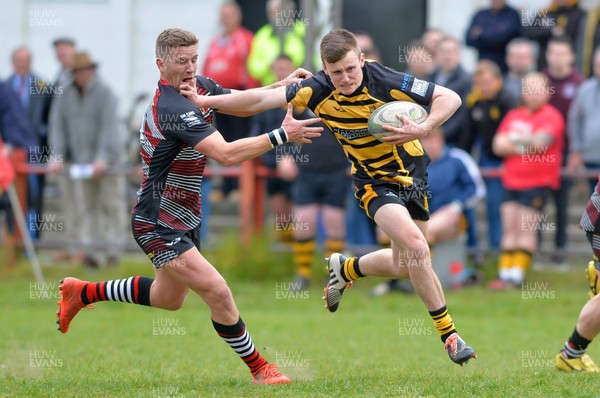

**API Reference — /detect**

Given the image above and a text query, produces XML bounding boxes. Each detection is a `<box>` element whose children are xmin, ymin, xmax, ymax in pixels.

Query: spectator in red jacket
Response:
<box><xmin>202</xmin><ymin>1</ymin><xmax>259</xmax><ymax>198</ymax></box>
<box><xmin>490</xmin><ymin>72</ymin><xmax>565</xmax><ymax>288</ymax></box>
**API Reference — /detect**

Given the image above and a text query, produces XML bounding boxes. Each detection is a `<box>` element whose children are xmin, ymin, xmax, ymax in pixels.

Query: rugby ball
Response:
<box><xmin>367</xmin><ymin>101</ymin><xmax>428</xmax><ymax>141</ymax></box>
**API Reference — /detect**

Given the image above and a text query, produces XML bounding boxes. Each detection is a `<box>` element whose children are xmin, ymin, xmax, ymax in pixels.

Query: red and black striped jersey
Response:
<box><xmin>581</xmin><ymin>177</ymin><xmax>600</xmax><ymax>233</ymax></box>
<box><xmin>132</xmin><ymin>76</ymin><xmax>229</xmax><ymax>230</ymax></box>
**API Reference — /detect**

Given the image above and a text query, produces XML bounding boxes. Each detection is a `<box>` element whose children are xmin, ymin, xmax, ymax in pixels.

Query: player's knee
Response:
<box><xmin>208</xmin><ymin>280</ymin><xmax>233</xmax><ymax>304</ymax></box>
<box><xmin>163</xmin><ymin>299</ymin><xmax>184</xmax><ymax>311</ymax></box>
<box><xmin>161</xmin><ymin>292</ymin><xmax>187</xmax><ymax>311</ymax></box>
<box><xmin>404</xmin><ymin>237</ymin><xmax>430</xmax><ymax>259</ymax></box>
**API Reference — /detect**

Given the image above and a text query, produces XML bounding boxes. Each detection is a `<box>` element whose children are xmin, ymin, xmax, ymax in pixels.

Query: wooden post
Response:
<box><xmin>253</xmin><ymin>158</ymin><xmax>266</xmax><ymax>235</ymax></box>
<box><xmin>239</xmin><ymin>160</ymin><xmax>255</xmax><ymax>248</ymax></box>
<box><xmin>11</xmin><ymin>148</ymin><xmax>29</xmax><ymax>240</ymax></box>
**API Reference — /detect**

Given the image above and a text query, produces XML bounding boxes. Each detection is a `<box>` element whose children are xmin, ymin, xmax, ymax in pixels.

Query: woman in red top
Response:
<box><xmin>490</xmin><ymin>72</ymin><xmax>565</xmax><ymax>288</ymax></box>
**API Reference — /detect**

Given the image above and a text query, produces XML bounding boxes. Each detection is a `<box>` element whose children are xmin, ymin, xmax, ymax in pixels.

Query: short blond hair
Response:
<box><xmin>155</xmin><ymin>28</ymin><xmax>198</xmax><ymax>58</ymax></box>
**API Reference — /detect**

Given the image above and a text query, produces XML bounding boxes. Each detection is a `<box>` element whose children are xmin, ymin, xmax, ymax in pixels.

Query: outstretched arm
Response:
<box><xmin>180</xmin><ymin>68</ymin><xmax>311</xmax><ymax>117</ymax></box>
<box><xmin>196</xmin><ymin>104</ymin><xmax>322</xmax><ymax>166</ymax></box>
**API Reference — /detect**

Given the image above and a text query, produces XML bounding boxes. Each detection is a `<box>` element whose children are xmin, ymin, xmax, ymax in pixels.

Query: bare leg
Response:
<box><xmin>151</xmin><ymin>248</ymin><xmax>238</xmax><ymax>324</ymax></box>
<box><xmin>359</xmin><ymin>204</ymin><xmax>445</xmax><ymax>310</ymax></box>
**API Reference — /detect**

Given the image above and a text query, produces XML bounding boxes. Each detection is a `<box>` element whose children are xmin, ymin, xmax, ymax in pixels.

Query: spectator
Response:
<box><xmin>52</xmin><ymin>37</ymin><xmax>76</xmax><ymax>89</ymax></box>
<box><xmin>8</xmin><ymin>46</ymin><xmax>53</xmax><ymax>239</ymax></box>
<box><xmin>247</xmin><ymin>0</ymin><xmax>305</xmax><ymax>86</ymax></box>
<box><xmin>465</xmin><ymin>0</ymin><xmax>521</xmax><ymax>73</ymax></box>
<box><xmin>490</xmin><ymin>72</ymin><xmax>565</xmax><ymax>288</ymax></box>
<box><xmin>355</xmin><ymin>32</ymin><xmax>375</xmax><ymax>55</ymax></box>
<box><xmin>576</xmin><ymin>4</ymin><xmax>599</xmax><ymax>77</ymax></box>
<box><xmin>278</xmin><ymin>118</ymin><xmax>349</xmax><ymax>290</ymax></box>
<box><xmin>48</xmin><ymin>52</ymin><xmax>127</xmax><ymax>268</ymax></box>
<box><xmin>429</xmin><ymin>36</ymin><xmax>471</xmax><ymax>147</ymax></box>
<box><xmin>567</xmin><ymin>46</ymin><xmax>600</xmax><ymax>194</ymax></box>
<box><xmin>371</xmin><ymin>126</ymin><xmax>486</xmax><ymax>296</ymax></box>
<box><xmin>522</xmin><ymin>0</ymin><xmax>585</xmax><ymax>70</ymax></box>
<box><xmin>422</xmin><ymin>28</ymin><xmax>445</xmax><ymax>57</ymax></box>
<box><xmin>504</xmin><ymin>37</ymin><xmax>539</xmax><ymax>100</ymax></box>
<box><xmin>428</xmin><ymin>35</ymin><xmax>476</xmax><ymax>253</ymax></box>
<box><xmin>0</xmin><ymin>78</ymin><xmax>36</xmax><ymax>268</ymax></box>
<box><xmin>461</xmin><ymin>60</ymin><xmax>519</xmax><ymax>251</ymax></box>
<box><xmin>355</xmin><ymin>32</ymin><xmax>382</xmax><ymax>62</ymax></box>
<box><xmin>47</xmin><ymin>37</ymin><xmax>76</xmax><ymax>262</ymax></box>
<box><xmin>404</xmin><ymin>39</ymin><xmax>435</xmax><ymax>79</ymax></box>
<box><xmin>543</xmin><ymin>35</ymin><xmax>585</xmax><ymax>263</ymax></box>
<box><xmin>251</xmin><ymin>56</ymin><xmax>296</xmax><ymax>243</ymax></box>
<box><xmin>202</xmin><ymin>1</ymin><xmax>258</xmax><ymax>199</ymax></box>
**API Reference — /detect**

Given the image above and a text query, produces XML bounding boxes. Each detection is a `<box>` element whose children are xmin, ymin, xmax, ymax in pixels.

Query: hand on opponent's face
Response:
<box><xmin>179</xmin><ymin>77</ymin><xmax>205</xmax><ymax>108</ymax></box>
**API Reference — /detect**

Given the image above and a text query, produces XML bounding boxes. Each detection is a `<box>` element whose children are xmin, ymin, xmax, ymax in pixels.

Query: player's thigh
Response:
<box><xmin>162</xmin><ymin>247</ymin><xmax>229</xmax><ymax>296</ymax></box>
<box><xmin>374</xmin><ymin>203</ymin><xmax>428</xmax><ymax>253</ymax></box>
<box><xmin>132</xmin><ymin>222</ymin><xmax>228</xmax><ymax>301</ymax></box>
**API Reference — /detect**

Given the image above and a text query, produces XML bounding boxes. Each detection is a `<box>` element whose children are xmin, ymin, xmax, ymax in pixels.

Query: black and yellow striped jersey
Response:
<box><xmin>285</xmin><ymin>61</ymin><xmax>435</xmax><ymax>189</ymax></box>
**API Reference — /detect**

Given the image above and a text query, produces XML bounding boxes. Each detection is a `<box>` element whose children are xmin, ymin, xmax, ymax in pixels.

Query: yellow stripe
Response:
<box><xmin>432</xmin><ymin>312</ymin><xmax>454</xmax><ymax>336</ymax></box>
<box><xmin>582</xmin><ymin>7</ymin><xmax>599</xmax><ymax>77</ymax></box>
<box><xmin>514</xmin><ymin>251</ymin><xmax>532</xmax><ymax>271</ymax></box>
<box><xmin>290</xmin><ymin>86</ymin><xmax>315</xmax><ymax>108</ymax></box>
<box><xmin>359</xmin><ymin>184</ymin><xmax>378</xmax><ymax>218</ymax></box>
<box><xmin>499</xmin><ymin>252</ymin><xmax>514</xmax><ymax>269</ymax></box>
<box><xmin>390</xmin><ymin>89</ymin><xmax>420</xmax><ymax>102</ymax></box>
<box><xmin>294</xmin><ymin>241</ymin><xmax>316</xmax><ymax>250</ymax></box>
<box><xmin>325</xmin><ymin>240</ymin><xmax>345</xmax><ymax>256</ymax></box>
<box><xmin>347</xmin><ymin>257</ymin><xmax>362</xmax><ymax>281</ymax></box>
<box><xmin>294</xmin><ymin>254</ymin><xmax>313</xmax><ymax>263</ymax></box>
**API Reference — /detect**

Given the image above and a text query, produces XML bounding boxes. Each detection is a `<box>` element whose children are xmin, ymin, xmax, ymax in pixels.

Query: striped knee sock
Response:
<box><xmin>325</xmin><ymin>238</ymin><xmax>345</xmax><ymax>258</ymax></box>
<box><xmin>563</xmin><ymin>328</ymin><xmax>592</xmax><ymax>359</ymax></box>
<box><xmin>293</xmin><ymin>238</ymin><xmax>315</xmax><ymax>278</ymax></box>
<box><xmin>498</xmin><ymin>250</ymin><xmax>514</xmax><ymax>281</ymax></box>
<box><xmin>429</xmin><ymin>305</ymin><xmax>456</xmax><ymax>343</ymax></box>
<box><xmin>80</xmin><ymin>276</ymin><xmax>153</xmax><ymax>306</ymax></box>
<box><xmin>514</xmin><ymin>249</ymin><xmax>533</xmax><ymax>271</ymax></box>
<box><xmin>213</xmin><ymin>317</ymin><xmax>267</xmax><ymax>375</ymax></box>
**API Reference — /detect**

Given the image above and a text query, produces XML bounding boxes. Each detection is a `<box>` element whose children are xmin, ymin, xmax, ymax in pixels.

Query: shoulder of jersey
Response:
<box><xmin>195</xmin><ymin>75</ymin><xmax>215</xmax><ymax>87</ymax></box>
<box><xmin>364</xmin><ymin>60</ymin><xmax>402</xmax><ymax>79</ymax></box>
<box><xmin>157</xmin><ymin>84</ymin><xmax>197</xmax><ymax>115</ymax></box>
<box><xmin>309</xmin><ymin>70</ymin><xmax>334</xmax><ymax>89</ymax></box>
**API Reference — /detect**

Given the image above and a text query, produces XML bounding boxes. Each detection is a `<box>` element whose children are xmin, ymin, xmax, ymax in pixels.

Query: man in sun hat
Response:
<box><xmin>48</xmin><ymin>51</ymin><xmax>128</xmax><ymax>269</ymax></box>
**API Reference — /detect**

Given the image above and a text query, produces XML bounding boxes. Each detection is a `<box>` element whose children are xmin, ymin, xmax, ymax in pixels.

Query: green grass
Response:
<box><xmin>2</xmin><ymin>250</ymin><xmax>600</xmax><ymax>398</ymax></box>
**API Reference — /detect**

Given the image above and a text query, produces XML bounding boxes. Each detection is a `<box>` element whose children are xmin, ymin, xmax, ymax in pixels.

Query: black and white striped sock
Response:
<box><xmin>81</xmin><ymin>276</ymin><xmax>153</xmax><ymax>306</ymax></box>
<box><xmin>212</xmin><ymin>317</ymin><xmax>268</xmax><ymax>374</ymax></box>
<box><xmin>563</xmin><ymin>328</ymin><xmax>591</xmax><ymax>359</ymax></box>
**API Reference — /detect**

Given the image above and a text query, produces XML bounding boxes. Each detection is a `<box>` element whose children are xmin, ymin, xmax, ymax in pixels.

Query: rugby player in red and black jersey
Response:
<box><xmin>55</xmin><ymin>28</ymin><xmax>321</xmax><ymax>385</ymax></box>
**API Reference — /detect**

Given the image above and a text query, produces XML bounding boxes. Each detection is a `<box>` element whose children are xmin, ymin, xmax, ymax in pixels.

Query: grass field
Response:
<box><xmin>2</xmin><ymin>250</ymin><xmax>600</xmax><ymax>398</ymax></box>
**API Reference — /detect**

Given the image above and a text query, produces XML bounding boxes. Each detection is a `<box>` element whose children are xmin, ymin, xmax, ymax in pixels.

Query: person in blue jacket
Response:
<box><xmin>0</xmin><ymin>79</ymin><xmax>37</xmax><ymax>238</ymax></box>
<box><xmin>465</xmin><ymin>0</ymin><xmax>522</xmax><ymax>73</ymax></box>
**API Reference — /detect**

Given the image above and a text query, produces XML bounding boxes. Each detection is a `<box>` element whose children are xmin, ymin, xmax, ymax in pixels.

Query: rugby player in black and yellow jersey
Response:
<box><xmin>189</xmin><ymin>28</ymin><xmax>476</xmax><ymax>366</ymax></box>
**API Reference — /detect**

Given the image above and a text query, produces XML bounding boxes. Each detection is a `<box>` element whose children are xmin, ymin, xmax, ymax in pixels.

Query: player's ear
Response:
<box><xmin>156</xmin><ymin>57</ymin><xmax>164</xmax><ymax>72</ymax></box>
<box><xmin>359</xmin><ymin>52</ymin><xmax>365</xmax><ymax>67</ymax></box>
<box><xmin>322</xmin><ymin>62</ymin><xmax>328</xmax><ymax>75</ymax></box>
